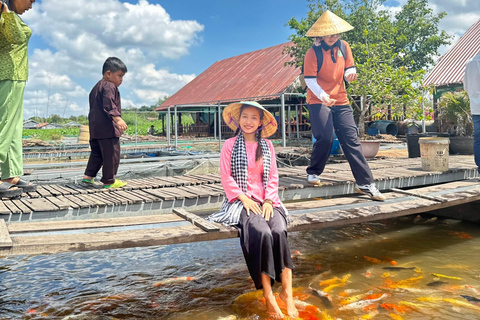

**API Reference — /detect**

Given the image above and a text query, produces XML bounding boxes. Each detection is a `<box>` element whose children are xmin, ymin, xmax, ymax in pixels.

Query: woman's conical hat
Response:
<box><xmin>222</xmin><ymin>101</ymin><xmax>277</xmax><ymax>138</ymax></box>
<box><xmin>306</xmin><ymin>10</ymin><xmax>354</xmax><ymax>37</ymax></box>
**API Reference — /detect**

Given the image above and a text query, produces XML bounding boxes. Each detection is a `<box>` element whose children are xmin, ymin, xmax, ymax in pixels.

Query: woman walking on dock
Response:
<box><xmin>207</xmin><ymin>101</ymin><xmax>298</xmax><ymax>319</ymax></box>
<box><xmin>0</xmin><ymin>0</ymin><xmax>37</xmax><ymax>198</ymax></box>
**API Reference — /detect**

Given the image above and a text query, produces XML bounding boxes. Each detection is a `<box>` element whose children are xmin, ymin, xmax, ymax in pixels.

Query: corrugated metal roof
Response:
<box><xmin>157</xmin><ymin>42</ymin><xmax>300</xmax><ymax>110</ymax></box>
<box><xmin>424</xmin><ymin>18</ymin><xmax>480</xmax><ymax>87</ymax></box>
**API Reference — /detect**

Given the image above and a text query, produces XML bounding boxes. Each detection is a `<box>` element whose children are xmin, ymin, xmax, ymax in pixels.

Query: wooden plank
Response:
<box><xmin>391</xmin><ymin>188</ymin><xmax>448</xmax><ymax>203</ymax></box>
<box><xmin>0</xmin><ymin>224</ymin><xmax>237</xmax><ymax>256</ymax></box>
<box><xmin>0</xmin><ymin>201</ymin><xmax>11</xmax><ymax>215</ymax></box>
<box><xmin>20</xmin><ymin>198</ymin><xmax>60</xmax><ymax>212</ymax></box>
<box><xmin>36</xmin><ymin>186</ymin><xmax>53</xmax><ymax>198</ymax></box>
<box><xmin>131</xmin><ymin>190</ymin><xmax>155</xmax><ymax>202</ymax></box>
<box><xmin>65</xmin><ymin>195</ymin><xmax>91</xmax><ymax>208</ymax></box>
<box><xmin>42</xmin><ymin>185</ymin><xmax>63</xmax><ymax>196</ymax></box>
<box><xmin>173</xmin><ymin>208</ymin><xmax>220</xmax><ymax>232</ymax></box>
<box><xmin>8</xmin><ymin>214</ymin><xmax>184</xmax><ymax>233</ymax></box>
<box><xmin>0</xmin><ymin>219</ymin><xmax>12</xmax><ymax>248</ymax></box>
<box><xmin>45</xmin><ymin>196</ymin><xmax>70</xmax><ymax>210</ymax></box>
<box><xmin>142</xmin><ymin>189</ymin><xmax>176</xmax><ymax>201</ymax></box>
<box><xmin>27</xmin><ymin>191</ymin><xmax>41</xmax><ymax>198</ymax></box>
<box><xmin>11</xmin><ymin>199</ymin><xmax>33</xmax><ymax>214</ymax></box>
<box><xmin>55</xmin><ymin>196</ymin><xmax>80</xmax><ymax>209</ymax></box>
<box><xmin>86</xmin><ymin>193</ymin><xmax>114</xmax><ymax>206</ymax></box>
<box><xmin>114</xmin><ymin>191</ymin><xmax>144</xmax><ymax>204</ymax></box>
<box><xmin>3</xmin><ymin>200</ymin><xmax>22</xmax><ymax>214</ymax></box>
<box><xmin>64</xmin><ymin>183</ymin><xmax>88</xmax><ymax>194</ymax></box>
<box><xmin>178</xmin><ymin>185</ymin><xmax>212</xmax><ymax>198</ymax></box>
<box><xmin>106</xmin><ymin>191</ymin><xmax>131</xmax><ymax>205</ymax></box>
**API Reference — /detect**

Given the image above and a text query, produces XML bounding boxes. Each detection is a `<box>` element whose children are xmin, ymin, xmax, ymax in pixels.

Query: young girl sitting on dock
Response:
<box><xmin>207</xmin><ymin>101</ymin><xmax>298</xmax><ymax>319</ymax></box>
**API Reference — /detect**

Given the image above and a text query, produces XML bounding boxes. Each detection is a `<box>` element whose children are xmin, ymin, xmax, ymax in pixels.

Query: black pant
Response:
<box><xmin>84</xmin><ymin>137</ymin><xmax>120</xmax><ymax>185</ymax></box>
<box><xmin>237</xmin><ymin>206</ymin><xmax>293</xmax><ymax>290</ymax></box>
<box><xmin>307</xmin><ymin>104</ymin><xmax>374</xmax><ymax>185</ymax></box>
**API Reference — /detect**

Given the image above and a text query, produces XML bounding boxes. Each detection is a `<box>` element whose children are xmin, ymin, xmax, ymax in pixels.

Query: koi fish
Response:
<box><xmin>443</xmin><ymin>298</ymin><xmax>480</xmax><ymax>311</ymax></box>
<box><xmin>380</xmin><ymin>303</ymin><xmax>408</xmax><ymax>313</ymax></box>
<box><xmin>319</xmin><ymin>277</ymin><xmax>340</xmax><ymax>287</ymax></box>
<box><xmin>382</xmin><ymin>272</ymin><xmax>391</xmax><ymax>278</ymax></box>
<box><xmin>389</xmin><ymin>313</ymin><xmax>404</xmax><ymax>320</ymax></box>
<box><xmin>339</xmin><ymin>293</ymin><xmax>388</xmax><ymax>310</ymax></box>
<box><xmin>153</xmin><ymin>276</ymin><xmax>196</xmax><ymax>286</ymax></box>
<box><xmin>364</xmin><ymin>256</ymin><xmax>382</xmax><ymax>264</ymax></box>
<box><xmin>394</xmin><ymin>275</ymin><xmax>423</xmax><ymax>287</ymax></box>
<box><xmin>309</xmin><ymin>284</ymin><xmax>332</xmax><ymax>309</ymax></box>
<box><xmin>361</xmin><ymin>310</ymin><xmax>379</xmax><ymax>319</ymax></box>
<box><xmin>381</xmin><ymin>256</ymin><xmax>398</xmax><ymax>266</ymax></box>
<box><xmin>448</xmin><ymin>231</ymin><xmax>473</xmax><ymax>239</ymax></box>
<box><xmin>417</xmin><ymin>296</ymin><xmax>444</xmax><ymax>302</ymax></box>
<box><xmin>398</xmin><ymin>301</ymin><xmax>426</xmax><ymax>311</ymax></box>
<box><xmin>340</xmin><ymin>293</ymin><xmax>366</xmax><ymax>305</ymax></box>
<box><xmin>363</xmin><ymin>304</ymin><xmax>377</xmax><ymax>312</ymax></box>
<box><xmin>431</xmin><ymin>273</ymin><xmax>462</xmax><ymax>280</ymax></box>
<box><xmin>383</xmin><ymin>267</ymin><xmax>415</xmax><ymax>271</ymax></box>
<box><xmin>427</xmin><ymin>281</ymin><xmax>448</xmax><ymax>287</ymax></box>
<box><xmin>461</xmin><ymin>295</ymin><xmax>480</xmax><ymax>303</ymax></box>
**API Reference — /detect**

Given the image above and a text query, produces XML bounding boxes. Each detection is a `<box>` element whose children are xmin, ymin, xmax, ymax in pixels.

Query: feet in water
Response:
<box><xmin>265</xmin><ymin>292</ymin><xmax>284</xmax><ymax>320</ymax></box>
<box><xmin>280</xmin><ymin>289</ymin><xmax>299</xmax><ymax>319</ymax></box>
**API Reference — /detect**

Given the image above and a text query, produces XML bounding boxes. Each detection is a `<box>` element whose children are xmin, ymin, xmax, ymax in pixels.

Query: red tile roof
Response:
<box><xmin>424</xmin><ymin>18</ymin><xmax>480</xmax><ymax>87</ymax></box>
<box><xmin>157</xmin><ymin>42</ymin><xmax>300</xmax><ymax>110</ymax></box>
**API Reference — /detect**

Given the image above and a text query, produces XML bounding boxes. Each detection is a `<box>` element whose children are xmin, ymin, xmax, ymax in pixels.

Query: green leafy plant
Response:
<box><xmin>437</xmin><ymin>91</ymin><xmax>472</xmax><ymax>136</ymax></box>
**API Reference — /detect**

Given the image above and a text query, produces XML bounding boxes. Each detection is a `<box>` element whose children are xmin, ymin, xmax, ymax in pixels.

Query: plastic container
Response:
<box><xmin>369</xmin><ymin>120</ymin><xmax>398</xmax><ymax>136</ymax></box>
<box><xmin>312</xmin><ymin>133</ymin><xmax>340</xmax><ymax>155</ymax></box>
<box><xmin>419</xmin><ymin>137</ymin><xmax>450</xmax><ymax>172</ymax></box>
<box><xmin>406</xmin><ymin>133</ymin><xmax>449</xmax><ymax>158</ymax></box>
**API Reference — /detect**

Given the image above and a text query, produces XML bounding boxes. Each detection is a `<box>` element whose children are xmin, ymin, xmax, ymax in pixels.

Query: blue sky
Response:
<box><xmin>20</xmin><ymin>0</ymin><xmax>480</xmax><ymax>119</ymax></box>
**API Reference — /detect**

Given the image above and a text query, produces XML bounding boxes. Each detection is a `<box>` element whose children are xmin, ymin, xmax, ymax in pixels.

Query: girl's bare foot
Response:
<box><xmin>265</xmin><ymin>292</ymin><xmax>284</xmax><ymax>319</ymax></box>
<box><xmin>279</xmin><ymin>290</ymin><xmax>298</xmax><ymax>318</ymax></box>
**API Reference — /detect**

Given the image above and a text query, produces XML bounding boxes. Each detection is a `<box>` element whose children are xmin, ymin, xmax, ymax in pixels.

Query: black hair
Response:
<box><xmin>237</xmin><ymin>104</ymin><xmax>264</xmax><ymax>162</ymax></box>
<box><xmin>102</xmin><ymin>57</ymin><xmax>127</xmax><ymax>75</ymax></box>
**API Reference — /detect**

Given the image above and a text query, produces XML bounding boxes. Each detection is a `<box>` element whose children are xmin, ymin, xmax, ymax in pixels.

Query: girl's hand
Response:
<box><xmin>262</xmin><ymin>202</ymin><xmax>274</xmax><ymax>221</ymax></box>
<box><xmin>238</xmin><ymin>194</ymin><xmax>261</xmax><ymax>216</ymax></box>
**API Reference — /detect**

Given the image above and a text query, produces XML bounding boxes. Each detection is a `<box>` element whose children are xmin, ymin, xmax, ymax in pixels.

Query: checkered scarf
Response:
<box><xmin>206</xmin><ymin>134</ymin><xmax>272</xmax><ymax>225</ymax></box>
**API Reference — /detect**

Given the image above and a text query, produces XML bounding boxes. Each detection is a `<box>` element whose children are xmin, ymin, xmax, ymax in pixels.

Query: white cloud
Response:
<box><xmin>20</xmin><ymin>0</ymin><xmax>203</xmax><ymax>118</ymax></box>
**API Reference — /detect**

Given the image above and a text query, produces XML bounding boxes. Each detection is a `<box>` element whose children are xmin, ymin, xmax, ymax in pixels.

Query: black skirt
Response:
<box><xmin>237</xmin><ymin>206</ymin><xmax>293</xmax><ymax>289</ymax></box>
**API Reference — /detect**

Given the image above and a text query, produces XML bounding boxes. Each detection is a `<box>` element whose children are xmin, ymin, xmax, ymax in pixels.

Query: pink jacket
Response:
<box><xmin>220</xmin><ymin>136</ymin><xmax>281</xmax><ymax>206</ymax></box>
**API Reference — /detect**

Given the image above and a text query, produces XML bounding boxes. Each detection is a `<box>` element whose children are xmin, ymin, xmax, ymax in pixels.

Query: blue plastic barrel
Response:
<box><xmin>313</xmin><ymin>133</ymin><xmax>340</xmax><ymax>155</ymax></box>
<box><xmin>369</xmin><ymin>120</ymin><xmax>398</xmax><ymax>136</ymax></box>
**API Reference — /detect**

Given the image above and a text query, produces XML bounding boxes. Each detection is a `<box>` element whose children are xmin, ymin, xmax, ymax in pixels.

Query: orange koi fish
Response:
<box><xmin>363</xmin><ymin>304</ymin><xmax>378</xmax><ymax>312</ymax></box>
<box><xmin>364</xmin><ymin>256</ymin><xmax>382</xmax><ymax>264</ymax></box>
<box><xmin>380</xmin><ymin>303</ymin><xmax>409</xmax><ymax>313</ymax></box>
<box><xmin>381</xmin><ymin>256</ymin><xmax>398</xmax><ymax>265</ymax></box>
<box><xmin>448</xmin><ymin>231</ymin><xmax>473</xmax><ymax>239</ymax></box>
<box><xmin>153</xmin><ymin>276</ymin><xmax>196</xmax><ymax>286</ymax></box>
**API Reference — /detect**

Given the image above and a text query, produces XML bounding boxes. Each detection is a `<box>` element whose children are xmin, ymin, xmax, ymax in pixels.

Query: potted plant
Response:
<box><xmin>437</xmin><ymin>91</ymin><xmax>473</xmax><ymax>154</ymax></box>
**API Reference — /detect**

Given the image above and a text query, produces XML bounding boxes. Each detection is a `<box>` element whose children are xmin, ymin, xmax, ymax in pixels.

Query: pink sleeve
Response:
<box><xmin>220</xmin><ymin>138</ymin><xmax>244</xmax><ymax>202</ymax></box>
<box><xmin>264</xmin><ymin>140</ymin><xmax>279</xmax><ymax>201</ymax></box>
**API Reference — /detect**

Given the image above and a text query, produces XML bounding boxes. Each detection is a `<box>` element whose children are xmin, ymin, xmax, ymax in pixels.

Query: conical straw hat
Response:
<box><xmin>306</xmin><ymin>10</ymin><xmax>354</xmax><ymax>37</ymax></box>
<box><xmin>223</xmin><ymin>101</ymin><xmax>277</xmax><ymax>138</ymax></box>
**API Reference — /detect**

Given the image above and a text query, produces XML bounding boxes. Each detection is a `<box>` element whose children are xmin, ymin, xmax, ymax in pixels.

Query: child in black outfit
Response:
<box><xmin>82</xmin><ymin>57</ymin><xmax>128</xmax><ymax>188</ymax></box>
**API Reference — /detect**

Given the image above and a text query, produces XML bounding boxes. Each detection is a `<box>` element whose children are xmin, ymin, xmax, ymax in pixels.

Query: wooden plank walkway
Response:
<box><xmin>1</xmin><ymin>155</ymin><xmax>478</xmax><ymax>222</ymax></box>
<box><xmin>1</xmin><ymin>179</ymin><xmax>479</xmax><ymax>256</ymax></box>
